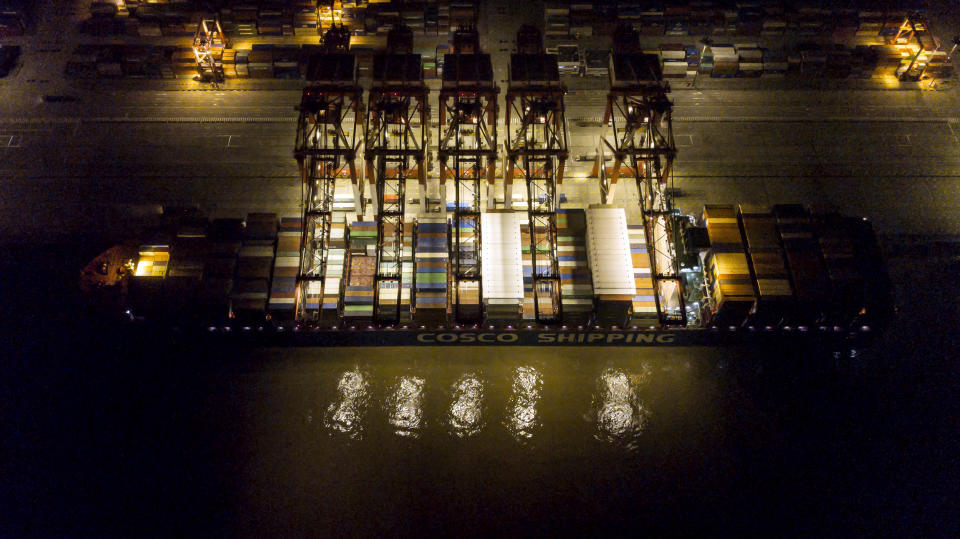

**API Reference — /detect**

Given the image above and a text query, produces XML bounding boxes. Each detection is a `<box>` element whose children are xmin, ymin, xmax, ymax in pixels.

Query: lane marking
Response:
<box><xmin>568</xmin><ymin>115</ymin><xmax>958</xmax><ymax>123</ymax></box>
<box><xmin>948</xmin><ymin>122</ymin><xmax>960</xmax><ymax>146</ymax></box>
<box><xmin>0</xmin><ymin>114</ymin><xmax>952</xmax><ymax>125</ymax></box>
<box><xmin>0</xmin><ymin>117</ymin><xmax>299</xmax><ymax>124</ymax></box>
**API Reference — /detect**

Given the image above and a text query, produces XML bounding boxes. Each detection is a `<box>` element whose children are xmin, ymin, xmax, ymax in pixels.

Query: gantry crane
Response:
<box><xmin>294</xmin><ymin>26</ymin><xmax>362</xmax><ymax>324</ymax></box>
<box><xmin>504</xmin><ymin>25</ymin><xmax>568</xmax><ymax>324</ymax></box>
<box><xmin>438</xmin><ymin>27</ymin><xmax>497</xmax><ymax>323</ymax></box>
<box><xmin>594</xmin><ymin>24</ymin><xmax>685</xmax><ymax>326</ymax></box>
<box><xmin>365</xmin><ymin>25</ymin><xmax>428</xmax><ymax>325</ymax></box>
<box><xmin>193</xmin><ymin>17</ymin><xmax>227</xmax><ymax>84</ymax></box>
<box><xmin>893</xmin><ymin>13</ymin><xmax>941</xmax><ymax>81</ymax></box>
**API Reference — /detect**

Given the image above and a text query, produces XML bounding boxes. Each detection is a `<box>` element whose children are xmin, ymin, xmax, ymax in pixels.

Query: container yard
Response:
<box><xmin>83</xmin><ymin>20</ymin><xmax>893</xmax><ymax>345</ymax></box>
<box><xmin>47</xmin><ymin>1</ymin><xmax>948</xmax><ymax>85</ymax></box>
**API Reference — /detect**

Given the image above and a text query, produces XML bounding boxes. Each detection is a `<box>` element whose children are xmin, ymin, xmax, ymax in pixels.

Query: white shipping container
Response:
<box><xmin>585</xmin><ymin>207</ymin><xmax>636</xmax><ymax>296</ymax></box>
<box><xmin>661</xmin><ymin>49</ymin><xmax>686</xmax><ymax>60</ymax></box>
<box><xmin>481</xmin><ymin>211</ymin><xmax>524</xmax><ymax>301</ymax></box>
<box><xmin>239</xmin><ymin>245</ymin><xmax>274</xmax><ymax>258</ymax></box>
<box><xmin>273</xmin><ymin>256</ymin><xmax>300</xmax><ymax>267</ymax></box>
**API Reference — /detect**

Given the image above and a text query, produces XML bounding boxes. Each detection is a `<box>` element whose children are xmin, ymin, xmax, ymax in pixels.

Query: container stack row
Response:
<box><xmin>164</xmin><ymin>232</ymin><xmax>207</xmax><ymax>319</ymax></box>
<box><xmin>82</xmin><ymin>0</ymin><xmax>472</xmax><ymax>38</ymax></box>
<box><xmin>371</xmin><ymin>222</ymin><xmax>413</xmax><ymax>321</ymax></box>
<box><xmin>134</xmin><ymin>244</ymin><xmax>170</xmax><ymax>278</ymax></box>
<box><xmin>62</xmin><ymin>44</ymin><xmax>309</xmax><ymax>80</ymax></box>
<box><xmin>544</xmin><ymin>1</ymin><xmax>570</xmax><ymax>37</ymax></box>
<box><xmin>482</xmin><ymin>211</ymin><xmax>524</xmax><ymax>326</ymax></box>
<box><xmin>451</xmin><ymin>216</ymin><xmax>481</xmax><ymax>321</ymax></box>
<box><xmin>343</xmin><ymin>221</ymin><xmax>377</xmax><ymax>323</ymax></box>
<box><xmin>268</xmin><ymin>216</ymin><xmax>302</xmax><ymax>321</ymax></box>
<box><xmin>556</xmin><ymin>209</ymin><xmax>594</xmax><ymax>326</ymax></box>
<box><xmin>771</xmin><ymin>204</ymin><xmax>830</xmax><ymax>324</ymax></box>
<box><xmin>585</xmin><ymin>207</ymin><xmax>636</xmax><ymax>328</ymax></box>
<box><xmin>697</xmin><ymin>204</ymin><xmax>887</xmax><ymax>329</ymax></box>
<box><xmin>605</xmin><ymin>3</ymin><xmax>925</xmax><ymax>42</ymax></box>
<box><xmin>414</xmin><ymin>217</ymin><xmax>449</xmax><ymax>326</ymax></box>
<box><xmin>198</xmin><ymin>219</ymin><xmax>243</xmax><ymax>322</ymax></box>
<box><xmin>519</xmin><ymin>214</ymin><xmax>537</xmax><ymax>323</ymax></box>
<box><xmin>693</xmin><ymin>43</ymin><xmax>918</xmax><ymax>80</ymax></box>
<box><xmin>702</xmin><ymin>205</ymin><xmax>755</xmax><ymax>327</ymax></box>
<box><xmin>401</xmin><ymin>224</ymin><xmax>415</xmax><ymax>323</ymax></box>
<box><xmin>231</xmin><ymin>213</ymin><xmax>277</xmax><ymax>320</ymax></box>
<box><xmin>627</xmin><ymin>224</ymin><xmax>659</xmax><ymax>327</ymax></box>
<box><xmin>319</xmin><ymin>216</ymin><xmax>348</xmax><ymax>324</ymax></box>
<box><xmin>812</xmin><ymin>214</ymin><xmax>869</xmax><ymax>326</ymax></box>
<box><xmin>738</xmin><ymin>206</ymin><xmax>794</xmax><ymax>326</ymax></box>
<box><xmin>593</xmin><ymin>41</ymin><xmax>939</xmax><ymax>81</ymax></box>
<box><xmin>128</xmin><ymin>244</ymin><xmax>169</xmax><ymax>320</ymax></box>
<box><xmin>65</xmin><ymin>41</ymin><xmax>944</xmax><ymax>83</ymax></box>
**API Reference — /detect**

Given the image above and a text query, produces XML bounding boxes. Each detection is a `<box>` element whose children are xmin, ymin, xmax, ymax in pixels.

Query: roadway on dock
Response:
<box><xmin>2</xmin><ymin>86</ymin><xmax>959</xmax><ymax>242</ymax></box>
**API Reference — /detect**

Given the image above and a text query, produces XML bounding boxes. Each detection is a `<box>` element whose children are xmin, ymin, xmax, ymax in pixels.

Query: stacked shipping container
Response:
<box><xmin>483</xmin><ymin>211</ymin><xmax>524</xmax><ymax>325</ymax></box>
<box><xmin>813</xmin><ymin>214</ymin><xmax>868</xmax><ymax>326</ymax></box>
<box><xmin>556</xmin><ymin>209</ymin><xmax>594</xmax><ymax>326</ymax></box>
<box><xmin>738</xmin><ymin>205</ymin><xmax>794</xmax><ymax>326</ymax></box>
<box><xmin>268</xmin><ymin>216</ymin><xmax>302</xmax><ymax>320</ymax></box>
<box><xmin>414</xmin><ymin>217</ymin><xmax>448</xmax><ymax>326</ymax></box>
<box><xmin>452</xmin><ymin>216</ymin><xmax>481</xmax><ymax>321</ymax></box>
<box><xmin>231</xmin><ymin>213</ymin><xmax>277</xmax><ymax>319</ymax></box>
<box><xmin>702</xmin><ymin>205</ymin><xmax>755</xmax><ymax>326</ymax></box>
<box><xmin>585</xmin><ymin>207</ymin><xmax>636</xmax><ymax>327</ymax></box>
<box><xmin>771</xmin><ymin>205</ymin><xmax>830</xmax><ymax>325</ymax></box>
<box><xmin>519</xmin><ymin>213</ymin><xmax>536</xmax><ymax>323</ymax></box>
<box><xmin>343</xmin><ymin>221</ymin><xmax>377</xmax><ymax>323</ymax></box>
<box><xmin>199</xmin><ymin>219</ymin><xmax>243</xmax><ymax>322</ymax></box>
<box><xmin>627</xmin><ymin>224</ymin><xmax>659</xmax><ymax>327</ymax></box>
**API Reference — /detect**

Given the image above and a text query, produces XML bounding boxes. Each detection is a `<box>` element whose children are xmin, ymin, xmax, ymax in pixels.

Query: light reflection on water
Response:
<box><xmin>386</xmin><ymin>375</ymin><xmax>425</xmax><ymax>438</ymax></box>
<box><xmin>447</xmin><ymin>373</ymin><xmax>485</xmax><ymax>437</ymax></box>
<box><xmin>593</xmin><ymin>368</ymin><xmax>650</xmax><ymax>448</ymax></box>
<box><xmin>323</xmin><ymin>367</ymin><xmax>370</xmax><ymax>439</ymax></box>
<box><xmin>317</xmin><ymin>363</ymin><xmax>660</xmax><ymax>446</ymax></box>
<box><xmin>504</xmin><ymin>366</ymin><xmax>543</xmax><ymax>442</ymax></box>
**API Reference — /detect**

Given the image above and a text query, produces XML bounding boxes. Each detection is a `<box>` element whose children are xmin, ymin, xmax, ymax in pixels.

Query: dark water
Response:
<box><xmin>3</xmin><ymin>244</ymin><xmax>959</xmax><ymax>536</ymax></box>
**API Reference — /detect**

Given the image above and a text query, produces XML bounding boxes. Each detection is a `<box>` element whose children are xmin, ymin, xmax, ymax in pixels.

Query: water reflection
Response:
<box><xmin>324</xmin><ymin>367</ymin><xmax>371</xmax><ymax>439</ymax></box>
<box><xmin>594</xmin><ymin>368</ymin><xmax>650</xmax><ymax>448</ymax></box>
<box><xmin>505</xmin><ymin>366</ymin><xmax>543</xmax><ymax>442</ymax></box>
<box><xmin>447</xmin><ymin>374</ymin><xmax>485</xmax><ymax>438</ymax></box>
<box><xmin>386</xmin><ymin>375</ymin><xmax>425</xmax><ymax>438</ymax></box>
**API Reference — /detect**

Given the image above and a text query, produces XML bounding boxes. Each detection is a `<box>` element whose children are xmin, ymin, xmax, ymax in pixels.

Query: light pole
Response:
<box><xmin>692</xmin><ymin>37</ymin><xmax>712</xmax><ymax>90</ymax></box>
<box><xmin>928</xmin><ymin>35</ymin><xmax>959</xmax><ymax>90</ymax></box>
<box><xmin>946</xmin><ymin>35</ymin><xmax>960</xmax><ymax>64</ymax></box>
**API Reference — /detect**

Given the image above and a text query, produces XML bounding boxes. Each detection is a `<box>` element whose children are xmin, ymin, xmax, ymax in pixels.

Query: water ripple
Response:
<box><xmin>505</xmin><ymin>366</ymin><xmax>543</xmax><ymax>443</ymax></box>
<box><xmin>386</xmin><ymin>376</ymin><xmax>425</xmax><ymax>438</ymax></box>
<box><xmin>593</xmin><ymin>368</ymin><xmax>650</xmax><ymax>449</ymax></box>
<box><xmin>447</xmin><ymin>374</ymin><xmax>485</xmax><ymax>438</ymax></box>
<box><xmin>324</xmin><ymin>367</ymin><xmax>371</xmax><ymax>439</ymax></box>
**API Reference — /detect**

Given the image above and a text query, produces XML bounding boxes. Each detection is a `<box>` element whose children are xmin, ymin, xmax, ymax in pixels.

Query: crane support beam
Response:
<box><xmin>294</xmin><ymin>82</ymin><xmax>362</xmax><ymax>323</ymax></box>
<box><xmin>505</xmin><ymin>42</ymin><xmax>568</xmax><ymax>324</ymax></box>
<box><xmin>438</xmin><ymin>38</ymin><xmax>498</xmax><ymax>324</ymax></box>
<box><xmin>193</xmin><ymin>17</ymin><xmax>227</xmax><ymax>84</ymax></box>
<box><xmin>294</xmin><ymin>43</ymin><xmax>362</xmax><ymax>324</ymax></box>
<box><xmin>596</xmin><ymin>41</ymin><xmax>686</xmax><ymax>327</ymax></box>
<box><xmin>365</xmin><ymin>46</ymin><xmax>428</xmax><ymax>326</ymax></box>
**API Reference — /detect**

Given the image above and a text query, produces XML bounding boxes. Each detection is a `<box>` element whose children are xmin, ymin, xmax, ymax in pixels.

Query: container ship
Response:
<box><xmin>82</xmin><ymin>25</ymin><xmax>891</xmax><ymax>346</ymax></box>
<box><xmin>83</xmin><ymin>203</ymin><xmax>890</xmax><ymax>347</ymax></box>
